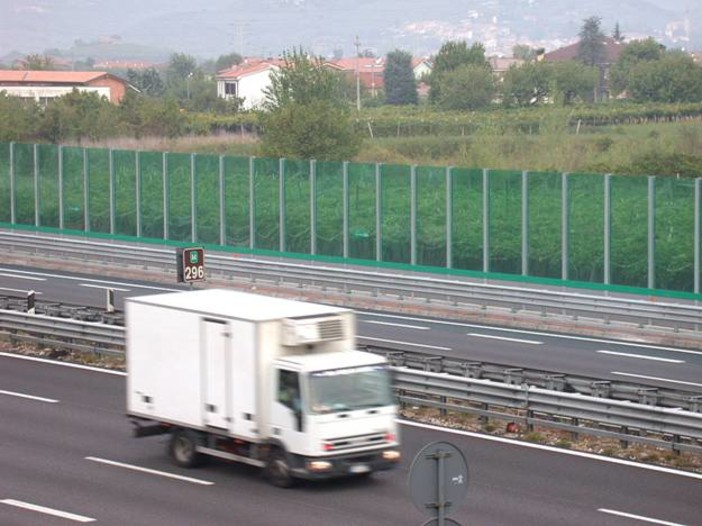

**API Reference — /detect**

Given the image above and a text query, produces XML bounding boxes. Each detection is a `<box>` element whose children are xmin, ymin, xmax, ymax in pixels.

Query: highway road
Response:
<box><xmin>2</xmin><ymin>353</ymin><xmax>701</xmax><ymax>526</ymax></box>
<box><xmin>2</xmin><ymin>264</ymin><xmax>702</xmax><ymax>395</ymax></box>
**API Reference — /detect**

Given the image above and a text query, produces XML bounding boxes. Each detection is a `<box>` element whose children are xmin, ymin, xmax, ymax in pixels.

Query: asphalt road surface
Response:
<box><xmin>1</xmin><ymin>264</ymin><xmax>701</xmax><ymax>394</ymax></box>
<box><xmin>1</xmin><ymin>353</ymin><xmax>701</xmax><ymax>526</ymax></box>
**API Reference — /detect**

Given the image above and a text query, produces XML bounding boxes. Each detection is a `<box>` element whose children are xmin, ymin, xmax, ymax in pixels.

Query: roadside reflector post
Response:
<box><xmin>27</xmin><ymin>290</ymin><xmax>35</xmax><ymax>315</ymax></box>
<box><xmin>106</xmin><ymin>288</ymin><xmax>115</xmax><ymax>313</ymax></box>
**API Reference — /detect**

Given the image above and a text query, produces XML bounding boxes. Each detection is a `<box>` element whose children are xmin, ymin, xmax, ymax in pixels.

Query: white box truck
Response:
<box><xmin>126</xmin><ymin>288</ymin><xmax>400</xmax><ymax>487</ymax></box>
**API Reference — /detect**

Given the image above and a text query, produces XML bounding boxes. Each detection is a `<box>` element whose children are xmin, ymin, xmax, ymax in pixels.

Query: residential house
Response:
<box><xmin>411</xmin><ymin>57</ymin><xmax>432</xmax><ymax>80</ymax></box>
<box><xmin>216</xmin><ymin>59</ymin><xmax>282</xmax><ymax>110</ymax></box>
<box><xmin>325</xmin><ymin>57</ymin><xmax>385</xmax><ymax>97</ymax></box>
<box><xmin>0</xmin><ymin>70</ymin><xmax>130</xmax><ymax>104</ymax></box>
<box><xmin>543</xmin><ymin>37</ymin><xmax>627</xmax><ymax>101</ymax></box>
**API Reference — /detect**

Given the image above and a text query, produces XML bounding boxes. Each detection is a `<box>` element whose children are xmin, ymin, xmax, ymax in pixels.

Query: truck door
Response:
<box><xmin>202</xmin><ymin>318</ymin><xmax>230</xmax><ymax>429</ymax></box>
<box><xmin>271</xmin><ymin>369</ymin><xmax>307</xmax><ymax>452</ymax></box>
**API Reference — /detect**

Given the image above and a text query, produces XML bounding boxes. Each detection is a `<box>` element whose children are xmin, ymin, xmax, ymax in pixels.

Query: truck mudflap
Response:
<box><xmin>291</xmin><ymin>447</ymin><xmax>401</xmax><ymax>480</ymax></box>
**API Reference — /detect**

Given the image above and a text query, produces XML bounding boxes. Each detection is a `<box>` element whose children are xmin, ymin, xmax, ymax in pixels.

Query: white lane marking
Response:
<box><xmin>598</xmin><ymin>508</ymin><xmax>688</xmax><ymax>526</ymax></box>
<box><xmin>610</xmin><ymin>371</ymin><xmax>702</xmax><ymax>389</ymax></box>
<box><xmin>597</xmin><ymin>350</ymin><xmax>684</xmax><ymax>364</ymax></box>
<box><xmin>358</xmin><ymin>336</ymin><xmax>451</xmax><ymax>351</ymax></box>
<box><xmin>468</xmin><ymin>333</ymin><xmax>543</xmax><ymax>345</ymax></box>
<box><xmin>362</xmin><ymin>312</ymin><xmax>702</xmax><ymax>356</ymax></box>
<box><xmin>400</xmin><ymin>420</ymin><xmax>702</xmax><ymax>481</ymax></box>
<box><xmin>0</xmin><ymin>274</ymin><xmax>46</xmax><ymax>281</ymax></box>
<box><xmin>0</xmin><ymin>287</ymin><xmax>43</xmax><ymax>294</ymax></box>
<box><xmin>0</xmin><ymin>389</ymin><xmax>59</xmax><ymax>403</ymax></box>
<box><xmin>362</xmin><ymin>320</ymin><xmax>430</xmax><ymax>330</ymax></box>
<box><xmin>0</xmin><ymin>266</ymin><xmax>176</xmax><ymax>292</ymax></box>
<box><xmin>86</xmin><ymin>456</ymin><xmax>214</xmax><ymax>485</ymax></box>
<box><xmin>79</xmin><ymin>283</ymin><xmax>131</xmax><ymax>292</ymax></box>
<box><xmin>1</xmin><ymin>499</ymin><xmax>95</xmax><ymax>523</ymax></box>
<box><xmin>0</xmin><ymin>352</ymin><xmax>126</xmax><ymax>376</ymax></box>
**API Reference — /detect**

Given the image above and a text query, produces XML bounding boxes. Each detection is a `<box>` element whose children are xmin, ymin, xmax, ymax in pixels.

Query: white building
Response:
<box><xmin>216</xmin><ymin>59</ymin><xmax>281</xmax><ymax>111</ymax></box>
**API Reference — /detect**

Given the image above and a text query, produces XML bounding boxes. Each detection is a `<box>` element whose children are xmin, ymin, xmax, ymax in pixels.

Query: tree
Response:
<box><xmin>577</xmin><ymin>16</ymin><xmax>606</xmax><ymax>66</ymax></box>
<box><xmin>429</xmin><ymin>41</ymin><xmax>490</xmax><ymax>103</ymax></box>
<box><xmin>38</xmin><ymin>90</ymin><xmax>118</xmax><ymax>143</ymax></box>
<box><xmin>384</xmin><ymin>50</ymin><xmax>417</xmax><ymax>105</ymax></box>
<box><xmin>436</xmin><ymin>64</ymin><xmax>495</xmax><ymax>111</ymax></box>
<box><xmin>512</xmin><ymin>44</ymin><xmax>538</xmax><ymax>61</ymax></box>
<box><xmin>500</xmin><ymin>61</ymin><xmax>552</xmax><ymax>107</ymax></box>
<box><xmin>214</xmin><ymin>52</ymin><xmax>243</xmax><ymax>73</ymax></box>
<box><xmin>609</xmin><ymin>38</ymin><xmax>664</xmax><ymax>96</ymax></box>
<box><xmin>21</xmin><ymin>54</ymin><xmax>55</xmax><ymax>70</ymax></box>
<box><xmin>0</xmin><ymin>92</ymin><xmax>41</xmax><ymax>141</ymax></box>
<box><xmin>550</xmin><ymin>61</ymin><xmax>598</xmax><ymax>105</ymax></box>
<box><xmin>259</xmin><ymin>48</ymin><xmax>361</xmax><ymax>161</ymax></box>
<box><xmin>627</xmin><ymin>51</ymin><xmax>702</xmax><ymax>103</ymax></box>
<box><xmin>612</xmin><ymin>22</ymin><xmax>625</xmax><ymax>43</ymax></box>
<box><xmin>165</xmin><ymin>53</ymin><xmax>201</xmax><ymax>101</ymax></box>
<box><xmin>127</xmin><ymin>67</ymin><xmax>165</xmax><ymax>97</ymax></box>
<box><xmin>117</xmin><ymin>91</ymin><xmax>187</xmax><ymax>138</ymax></box>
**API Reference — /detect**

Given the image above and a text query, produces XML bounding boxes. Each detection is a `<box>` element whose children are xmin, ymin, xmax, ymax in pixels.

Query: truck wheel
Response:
<box><xmin>169</xmin><ymin>429</ymin><xmax>204</xmax><ymax>468</ymax></box>
<box><xmin>265</xmin><ymin>447</ymin><xmax>295</xmax><ymax>488</ymax></box>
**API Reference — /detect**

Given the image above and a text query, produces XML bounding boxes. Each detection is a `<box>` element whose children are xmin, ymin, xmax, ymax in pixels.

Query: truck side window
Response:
<box><xmin>277</xmin><ymin>370</ymin><xmax>301</xmax><ymax>412</ymax></box>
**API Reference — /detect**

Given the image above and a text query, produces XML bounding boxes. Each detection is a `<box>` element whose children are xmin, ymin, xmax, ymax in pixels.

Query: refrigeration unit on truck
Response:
<box><xmin>126</xmin><ymin>288</ymin><xmax>400</xmax><ymax>487</ymax></box>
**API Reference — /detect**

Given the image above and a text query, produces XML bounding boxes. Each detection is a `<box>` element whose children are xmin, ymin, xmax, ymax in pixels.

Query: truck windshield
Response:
<box><xmin>307</xmin><ymin>364</ymin><xmax>394</xmax><ymax>414</ymax></box>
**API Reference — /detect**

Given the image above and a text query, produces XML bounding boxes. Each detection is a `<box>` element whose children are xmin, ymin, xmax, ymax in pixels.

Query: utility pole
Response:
<box><xmin>354</xmin><ymin>35</ymin><xmax>361</xmax><ymax>111</ymax></box>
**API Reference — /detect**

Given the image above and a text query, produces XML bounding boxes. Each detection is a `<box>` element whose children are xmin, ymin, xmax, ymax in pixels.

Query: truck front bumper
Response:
<box><xmin>292</xmin><ymin>447</ymin><xmax>401</xmax><ymax>480</ymax></box>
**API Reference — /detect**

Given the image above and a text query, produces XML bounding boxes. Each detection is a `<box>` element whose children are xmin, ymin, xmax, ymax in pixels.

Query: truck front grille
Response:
<box><xmin>324</xmin><ymin>432</ymin><xmax>388</xmax><ymax>452</ymax></box>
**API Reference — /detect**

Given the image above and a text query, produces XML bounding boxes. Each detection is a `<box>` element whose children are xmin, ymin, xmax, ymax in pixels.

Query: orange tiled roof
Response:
<box><xmin>217</xmin><ymin>59</ymin><xmax>284</xmax><ymax>80</ymax></box>
<box><xmin>0</xmin><ymin>70</ymin><xmax>114</xmax><ymax>84</ymax></box>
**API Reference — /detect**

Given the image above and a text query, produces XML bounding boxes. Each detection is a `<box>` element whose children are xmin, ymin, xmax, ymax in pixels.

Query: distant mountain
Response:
<box><xmin>1</xmin><ymin>0</ymin><xmax>699</xmax><ymax>64</ymax></box>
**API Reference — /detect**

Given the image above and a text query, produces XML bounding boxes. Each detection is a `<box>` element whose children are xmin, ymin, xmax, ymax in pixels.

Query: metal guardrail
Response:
<box><xmin>3</xmin><ymin>294</ymin><xmax>700</xmax><ymax>411</ymax></box>
<box><xmin>393</xmin><ymin>369</ymin><xmax>702</xmax><ymax>455</ymax></box>
<box><xmin>1</xmin><ymin>230</ymin><xmax>701</xmax><ymax>340</ymax></box>
<box><xmin>1</xmin><ymin>308</ymin><xmax>700</xmax><ymax>455</ymax></box>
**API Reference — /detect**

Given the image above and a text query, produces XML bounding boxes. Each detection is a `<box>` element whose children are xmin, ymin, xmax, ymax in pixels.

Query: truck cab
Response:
<box><xmin>269</xmin><ymin>351</ymin><xmax>400</xmax><ymax>485</ymax></box>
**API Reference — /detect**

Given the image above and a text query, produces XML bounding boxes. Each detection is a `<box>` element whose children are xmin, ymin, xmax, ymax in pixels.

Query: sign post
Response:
<box><xmin>176</xmin><ymin>247</ymin><xmax>205</xmax><ymax>283</ymax></box>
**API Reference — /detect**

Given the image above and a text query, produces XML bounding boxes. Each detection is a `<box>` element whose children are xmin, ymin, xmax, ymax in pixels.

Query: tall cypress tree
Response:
<box><xmin>384</xmin><ymin>50</ymin><xmax>418</xmax><ymax>105</ymax></box>
<box><xmin>578</xmin><ymin>16</ymin><xmax>607</xmax><ymax>66</ymax></box>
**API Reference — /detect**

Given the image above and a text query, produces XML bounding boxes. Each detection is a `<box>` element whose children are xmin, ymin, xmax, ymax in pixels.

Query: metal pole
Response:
<box><xmin>83</xmin><ymin>148</ymin><xmax>89</xmax><ymax>232</ymax></box>
<box><xmin>604</xmin><ymin>174</ymin><xmax>612</xmax><ymax>285</ymax></box>
<box><xmin>648</xmin><ymin>176</ymin><xmax>656</xmax><ymax>290</ymax></box>
<box><xmin>58</xmin><ymin>145</ymin><xmax>64</xmax><ymax>230</ymax></box>
<box><xmin>343</xmin><ymin>161</ymin><xmax>349</xmax><ymax>259</ymax></box>
<box><xmin>411</xmin><ymin>165</ymin><xmax>417</xmax><ymax>266</ymax></box>
<box><xmin>163</xmin><ymin>152</ymin><xmax>169</xmax><ymax>241</ymax></box>
<box><xmin>310</xmin><ymin>159</ymin><xmax>317</xmax><ymax>256</ymax></box>
<box><xmin>354</xmin><ymin>36</ymin><xmax>361</xmax><ymax>112</ymax></box>
<box><xmin>191</xmin><ymin>153</ymin><xmax>196</xmax><ymax>243</ymax></box>
<box><xmin>109</xmin><ymin>149</ymin><xmax>115</xmax><ymax>235</ymax></box>
<box><xmin>483</xmin><ymin>168</ymin><xmax>490</xmax><ymax>273</ymax></box>
<box><xmin>375</xmin><ymin>163</ymin><xmax>382</xmax><ymax>262</ymax></box>
<box><xmin>437</xmin><ymin>449</ymin><xmax>446</xmax><ymax>526</ymax></box>
<box><xmin>561</xmin><ymin>173</ymin><xmax>569</xmax><ymax>280</ymax></box>
<box><xmin>695</xmin><ymin>178</ymin><xmax>701</xmax><ymax>295</ymax></box>
<box><xmin>249</xmin><ymin>156</ymin><xmax>255</xmax><ymax>250</ymax></box>
<box><xmin>522</xmin><ymin>170</ymin><xmax>529</xmax><ymax>276</ymax></box>
<box><xmin>135</xmin><ymin>150</ymin><xmax>141</xmax><ymax>238</ymax></box>
<box><xmin>219</xmin><ymin>155</ymin><xmax>226</xmax><ymax>246</ymax></box>
<box><xmin>446</xmin><ymin>167</ymin><xmax>453</xmax><ymax>269</ymax></box>
<box><xmin>9</xmin><ymin>142</ymin><xmax>15</xmax><ymax>224</ymax></box>
<box><xmin>33</xmin><ymin>144</ymin><xmax>39</xmax><ymax>227</ymax></box>
<box><xmin>279</xmin><ymin>157</ymin><xmax>285</xmax><ymax>252</ymax></box>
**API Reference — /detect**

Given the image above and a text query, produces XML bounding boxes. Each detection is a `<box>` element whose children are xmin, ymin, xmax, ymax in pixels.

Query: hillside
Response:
<box><xmin>1</xmin><ymin>0</ymin><xmax>699</xmax><ymax>63</ymax></box>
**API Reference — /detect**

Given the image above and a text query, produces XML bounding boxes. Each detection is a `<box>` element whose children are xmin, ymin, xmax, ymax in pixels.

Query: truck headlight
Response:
<box><xmin>307</xmin><ymin>460</ymin><xmax>333</xmax><ymax>472</ymax></box>
<box><xmin>382</xmin><ymin>450</ymin><xmax>401</xmax><ymax>461</ymax></box>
